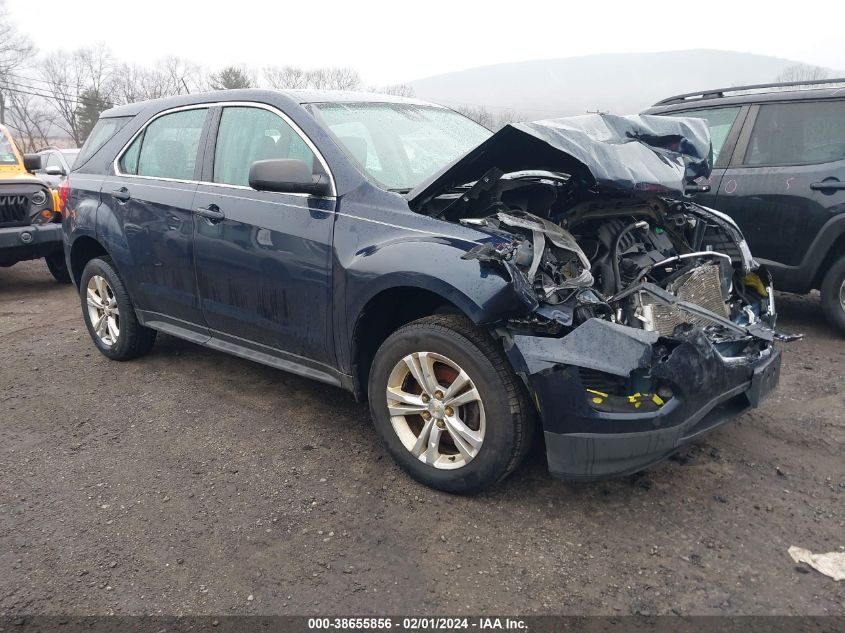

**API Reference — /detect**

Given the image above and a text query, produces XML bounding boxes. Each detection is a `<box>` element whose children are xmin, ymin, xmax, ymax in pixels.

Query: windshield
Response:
<box><xmin>61</xmin><ymin>149</ymin><xmax>80</xmax><ymax>168</ymax></box>
<box><xmin>0</xmin><ymin>128</ymin><xmax>20</xmax><ymax>166</ymax></box>
<box><xmin>310</xmin><ymin>102</ymin><xmax>491</xmax><ymax>191</ymax></box>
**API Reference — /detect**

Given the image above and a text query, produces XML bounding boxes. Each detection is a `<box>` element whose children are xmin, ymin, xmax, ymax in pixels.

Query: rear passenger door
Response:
<box><xmin>713</xmin><ymin>99</ymin><xmax>845</xmax><ymax>267</ymax></box>
<box><xmin>192</xmin><ymin>104</ymin><xmax>336</xmax><ymax>367</ymax></box>
<box><xmin>108</xmin><ymin>106</ymin><xmax>210</xmax><ymax>336</ymax></box>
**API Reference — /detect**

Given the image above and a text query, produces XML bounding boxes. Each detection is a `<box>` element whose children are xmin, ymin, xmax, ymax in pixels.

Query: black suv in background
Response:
<box><xmin>643</xmin><ymin>78</ymin><xmax>845</xmax><ymax>333</ymax></box>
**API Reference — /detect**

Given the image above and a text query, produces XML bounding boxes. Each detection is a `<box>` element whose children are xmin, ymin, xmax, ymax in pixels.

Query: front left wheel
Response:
<box><xmin>79</xmin><ymin>256</ymin><xmax>157</xmax><ymax>360</ymax></box>
<box><xmin>368</xmin><ymin>315</ymin><xmax>534</xmax><ymax>494</ymax></box>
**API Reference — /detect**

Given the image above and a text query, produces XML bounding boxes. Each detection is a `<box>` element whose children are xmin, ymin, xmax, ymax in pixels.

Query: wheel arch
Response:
<box><xmin>69</xmin><ymin>235</ymin><xmax>110</xmax><ymax>287</ymax></box>
<box><xmin>350</xmin><ymin>285</ymin><xmax>466</xmax><ymax>402</ymax></box>
<box><xmin>812</xmin><ymin>229</ymin><xmax>845</xmax><ymax>289</ymax></box>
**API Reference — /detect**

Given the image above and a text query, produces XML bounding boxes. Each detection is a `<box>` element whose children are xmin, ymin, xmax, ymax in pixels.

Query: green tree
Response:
<box><xmin>208</xmin><ymin>66</ymin><xmax>253</xmax><ymax>90</ymax></box>
<box><xmin>76</xmin><ymin>88</ymin><xmax>109</xmax><ymax>142</ymax></box>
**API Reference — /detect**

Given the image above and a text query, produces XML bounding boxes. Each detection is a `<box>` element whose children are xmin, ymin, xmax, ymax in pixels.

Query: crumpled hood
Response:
<box><xmin>407</xmin><ymin>113</ymin><xmax>712</xmax><ymax>212</ymax></box>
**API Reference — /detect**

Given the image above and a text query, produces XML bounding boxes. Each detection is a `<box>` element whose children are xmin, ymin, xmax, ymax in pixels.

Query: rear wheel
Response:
<box><xmin>80</xmin><ymin>256</ymin><xmax>156</xmax><ymax>360</ymax></box>
<box><xmin>45</xmin><ymin>251</ymin><xmax>71</xmax><ymax>284</ymax></box>
<box><xmin>368</xmin><ymin>315</ymin><xmax>534</xmax><ymax>494</ymax></box>
<box><xmin>820</xmin><ymin>254</ymin><xmax>845</xmax><ymax>334</ymax></box>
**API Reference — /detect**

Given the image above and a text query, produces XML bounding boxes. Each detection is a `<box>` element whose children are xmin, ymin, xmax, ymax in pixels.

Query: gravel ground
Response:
<box><xmin>1</xmin><ymin>259</ymin><xmax>843</xmax><ymax>617</ymax></box>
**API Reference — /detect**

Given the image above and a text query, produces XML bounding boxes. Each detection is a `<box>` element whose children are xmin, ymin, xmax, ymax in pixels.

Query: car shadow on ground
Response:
<box><xmin>0</xmin><ymin>263</ymin><xmax>72</xmax><ymax>297</ymax></box>
<box><xmin>144</xmin><ymin>331</ymin><xmax>722</xmax><ymax>504</ymax></box>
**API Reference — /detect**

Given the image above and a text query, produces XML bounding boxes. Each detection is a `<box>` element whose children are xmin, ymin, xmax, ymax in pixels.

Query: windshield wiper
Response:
<box><xmin>389</xmin><ymin>187</ymin><xmax>412</xmax><ymax>194</ymax></box>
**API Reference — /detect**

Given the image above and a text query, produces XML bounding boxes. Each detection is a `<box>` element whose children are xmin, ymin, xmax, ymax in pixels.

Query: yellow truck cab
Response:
<box><xmin>0</xmin><ymin>124</ymin><xmax>70</xmax><ymax>282</ymax></box>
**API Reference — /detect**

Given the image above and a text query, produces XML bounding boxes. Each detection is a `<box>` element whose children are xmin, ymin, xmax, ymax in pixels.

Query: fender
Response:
<box><xmin>336</xmin><ymin>212</ymin><xmax>539</xmax><ymax>376</ymax></box>
<box><xmin>759</xmin><ymin>212</ymin><xmax>845</xmax><ymax>293</ymax></box>
<box><xmin>66</xmin><ymin>181</ymin><xmax>143</xmax><ymax>303</ymax></box>
<box><xmin>344</xmin><ymin>236</ymin><xmax>537</xmax><ymax>325</ymax></box>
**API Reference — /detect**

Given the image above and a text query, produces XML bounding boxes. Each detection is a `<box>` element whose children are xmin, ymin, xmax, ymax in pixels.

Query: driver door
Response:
<box><xmin>192</xmin><ymin>104</ymin><xmax>337</xmax><ymax>367</ymax></box>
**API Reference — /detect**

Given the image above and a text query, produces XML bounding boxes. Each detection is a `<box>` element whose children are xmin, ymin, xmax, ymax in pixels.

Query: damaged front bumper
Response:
<box><xmin>504</xmin><ymin>320</ymin><xmax>782</xmax><ymax>480</ymax></box>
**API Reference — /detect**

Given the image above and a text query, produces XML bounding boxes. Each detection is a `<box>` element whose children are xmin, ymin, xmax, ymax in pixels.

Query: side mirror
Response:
<box><xmin>248</xmin><ymin>159</ymin><xmax>332</xmax><ymax>196</ymax></box>
<box><xmin>23</xmin><ymin>154</ymin><xmax>43</xmax><ymax>173</ymax></box>
<box><xmin>44</xmin><ymin>165</ymin><xmax>65</xmax><ymax>176</ymax></box>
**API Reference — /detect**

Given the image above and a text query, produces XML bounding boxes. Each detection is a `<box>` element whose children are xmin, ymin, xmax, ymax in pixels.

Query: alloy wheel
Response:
<box><xmin>840</xmin><ymin>277</ymin><xmax>845</xmax><ymax>313</ymax></box>
<box><xmin>86</xmin><ymin>275</ymin><xmax>120</xmax><ymax>346</ymax></box>
<box><xmin>385</xmin><ymin>351</ymin><xmax>486</xmax><ymax>470</ymax></box>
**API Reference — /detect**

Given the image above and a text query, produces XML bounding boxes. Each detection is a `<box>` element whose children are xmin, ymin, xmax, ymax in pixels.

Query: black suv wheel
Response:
<box><xmin>820</xmin><ymin>255</ymin><xmax>845</xmax><ymax>334</ymax></box>
<box><xmin>79</xmin><ymin>256</ymin><xmax>157</xmax><ymax>360</ymax></box>
<box><xmin>368</xmin><ymin>315</ymin><xmax>534</xmax><ymax>494</ymax></box>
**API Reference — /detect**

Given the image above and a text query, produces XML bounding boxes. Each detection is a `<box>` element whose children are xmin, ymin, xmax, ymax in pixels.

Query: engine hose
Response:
<box><xmin>611</xmin><ymin>220</ymin><xmax>649</xmax><ymax>293</ymax></box>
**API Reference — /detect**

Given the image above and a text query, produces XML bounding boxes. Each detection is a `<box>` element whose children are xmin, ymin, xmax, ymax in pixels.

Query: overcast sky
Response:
<box><xmin>7</xmin><ymin>0</ymin><xmax>844</xmax><ymax>85</ymax></box>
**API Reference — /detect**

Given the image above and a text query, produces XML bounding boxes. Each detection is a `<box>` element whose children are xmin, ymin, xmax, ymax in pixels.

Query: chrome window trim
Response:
<box><xmin>112</xmin><ymin>100</ymin><xmax>337</xmax><ymax>198</ymax></box>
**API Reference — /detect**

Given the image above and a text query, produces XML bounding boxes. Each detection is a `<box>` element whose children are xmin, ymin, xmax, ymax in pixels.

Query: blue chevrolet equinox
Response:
<box><xmin>62</xmin><ymin>89</ymin><xmax>794</xmax><ymax>493</ymax></box>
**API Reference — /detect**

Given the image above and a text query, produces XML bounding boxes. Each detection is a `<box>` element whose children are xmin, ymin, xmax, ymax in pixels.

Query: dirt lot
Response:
<box><xmin>1</xmin><ymin>259</ymin><xmax>843</xmax><ymax>617</ymax></box>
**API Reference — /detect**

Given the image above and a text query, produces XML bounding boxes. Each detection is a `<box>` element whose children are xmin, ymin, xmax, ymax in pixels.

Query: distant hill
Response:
<box><xmin>408</xmin><ymin>49</ymin><xmax>839</xmax><ymax>120</ymax></box>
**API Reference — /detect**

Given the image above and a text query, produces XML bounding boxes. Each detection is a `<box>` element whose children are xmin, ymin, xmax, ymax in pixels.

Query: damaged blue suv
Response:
<box><xmin>63</xmin><ymin>90</ymin><xmax>794</xmax><ymax>493</ymax></box>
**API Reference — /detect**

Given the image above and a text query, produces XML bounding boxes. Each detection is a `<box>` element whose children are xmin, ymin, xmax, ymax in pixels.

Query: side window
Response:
<box><xmin>213</xmin><ymin>106</ymin><xmax>316</xmax><ymax>187</ymax></box>
<box><xmin>667</xmin><ymin>106</ymin><xmax>741</xmax><ymax>165</ymax></box>
<box><xmin>121</xmin><ymin>108</ymin><xmax>208</xmax><ymax>180</ymax></box>
<box><xmin>744</xmin><ymin>101</ymin><xmax>845</xmax><ymax>166</ymax></box>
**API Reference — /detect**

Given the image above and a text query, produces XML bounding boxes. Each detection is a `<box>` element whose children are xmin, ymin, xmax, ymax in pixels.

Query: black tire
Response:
<box><xmin>368</xmin><ymin>314</ymin><xmax>534</xmax><ymax>494</ymax></box>
<box><xmin>45</xmin><ymin>250</ymin><xmax>71</xmax><ymax>284</ymax></box>
<box><xmin>820</xmin><ymin>255</ymin><xmax>845</xmax><ymax>334</ymax></box>
<box><xmin>79</xmin><ymin>256</ymin><xmax>156</xmax><ymax>360</ymax></box>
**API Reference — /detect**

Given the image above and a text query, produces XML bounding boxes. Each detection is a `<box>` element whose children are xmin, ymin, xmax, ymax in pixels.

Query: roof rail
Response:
<box><xmin>34</xmin><ymin>145</ymin><xmax>62</xmax><ymax>153</ymax></box>
<box><xmin>654</xmin><ymin>77</ymin><xmax>845</xmax><ymax>106</ymax></box>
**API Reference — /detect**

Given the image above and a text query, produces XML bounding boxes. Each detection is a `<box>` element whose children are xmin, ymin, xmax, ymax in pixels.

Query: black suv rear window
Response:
<box><xmin>745</xmin><ymin>101</ymin><xmax>845</xmax><ymax>166</ymax></box>
<box><xmin>75</xmin><ymin>116</ymin><xmax>133</xmax><ymax>168</ymax></box>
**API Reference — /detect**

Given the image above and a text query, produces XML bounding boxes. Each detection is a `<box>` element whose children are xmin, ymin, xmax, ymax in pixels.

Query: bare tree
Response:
<box><xmin>113</xmin><ymin>63</ymin><xmax>162</xmax><ymax>103</ymax></box>
<box><xmin>452</xmin><ymin>103</ymin><xmax>525</xmax><ymax>130</ymax></box>
<box><xmin>0</xmin><ymin>0</ymin><xmax>35</xmax><ymax>124</ymax></box>
<box><xmin>40</xmin><ymin>46</ymin><xmax>116</xmax><ymax>146</ymax></box>
<box><xmin>321</xmin><ymin>67</ymin><xmax>362</xmax><ymax>91</ymax></box>
<box><xmin>77</xmin><ymin>43</ymin><xmax>116</xmax><ymax>102</ymax></box>
<box><xmin>160</xmin><ymin>56</ymin><xmax>205</xmax><ymax>94</ymax></box>
<box><xmin>263</xmin><ymin>65</ymin><xmax>310</xmax><ymax>89</ymax></box>
<box><xmin>775</xmin><ymin>64</ymin><xmax>830</xmax><ymax>84</ymax></box>
<box><xmin>378</xmin><ymin>84</ymin><xmax>414</xmax><ymax>97</ymax></box>
<box><xmin>113</xmin><ymin>56</ymin><xmax>201</xmax><ymax>104</ymax></box>
<box><xmin>2</xmin><ymin>88</ymin><xmax>54</xmax><ymax>151</ymax></box>
<box><xmin>261</xmin><ymin>64</ymin><xmax>363</xmax><ymax>91</ymax></box>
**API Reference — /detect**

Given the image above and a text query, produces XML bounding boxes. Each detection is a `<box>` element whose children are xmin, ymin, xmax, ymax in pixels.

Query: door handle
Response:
<box><xmin>112</xmin><ymin>187</ymin><xmax>131</xmax><ymax>202</ymax></box>
<box><xmin>195</xmin><ymin>204</ymin><xmax>225</xmax><ymax>222</ymax></box>
<box><xmin>810</xmin><ymin>179</ymin><xmax>845</xmax><ymax>192</ymax></box>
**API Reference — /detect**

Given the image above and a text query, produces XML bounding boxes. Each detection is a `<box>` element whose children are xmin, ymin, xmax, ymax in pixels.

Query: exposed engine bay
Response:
<box><xmin>404</xmin><ymin>113</ymin><xmax>799</xmax><ymax>474</ymax></box>
<box><xmin>418</xmin><ymin>167</ymin><xmax>797</xmax><ymax>413</ymax></box>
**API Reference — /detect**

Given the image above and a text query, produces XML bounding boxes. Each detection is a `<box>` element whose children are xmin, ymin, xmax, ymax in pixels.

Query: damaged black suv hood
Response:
<box><xmin>407</xmin><ymin>113</ymin><xmax>712</xmax><ymax>212</ymax></box>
